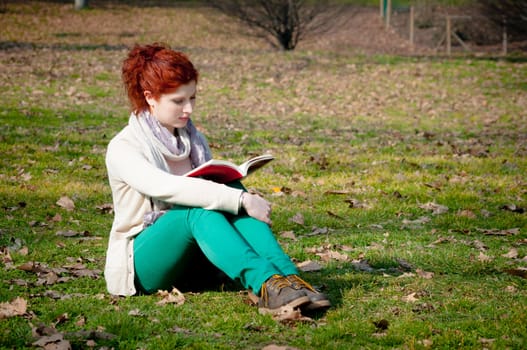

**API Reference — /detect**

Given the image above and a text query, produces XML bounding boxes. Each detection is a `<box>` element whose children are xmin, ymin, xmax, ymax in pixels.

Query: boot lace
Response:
<box><xmin>287</xmin><ymin>275</ymin><xmax>316</xmax><ymax>292</ymax></box>
<box><xmin>260</xmin><ymin>275</ymin><xmax>290</xmax><ymax>304</ymax></box>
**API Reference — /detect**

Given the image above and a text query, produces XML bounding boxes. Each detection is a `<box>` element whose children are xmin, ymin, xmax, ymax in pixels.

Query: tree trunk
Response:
<box><xmin>74</xmin><ymin>0</ymin><xmax>89</xmax><ymax>10</ymax></box>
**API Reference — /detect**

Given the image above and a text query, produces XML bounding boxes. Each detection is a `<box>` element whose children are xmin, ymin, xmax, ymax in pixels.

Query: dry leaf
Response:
<box><xmin>1</xmin><ymin>247</ymin><xmax>13</xmax><ymax>264</ymax></box>
<box><xmin>416</xmin><ymin>269</ymin><xmax>434</xmax><ymax>279</ymax></box>
<box><xmin>316</xmin><ymin>250</ymin><xmax>349</xmax><ymax>262</ymax></box>
<box><xmin>262</xmin><ymin>304</ymin><xmax>314</xmax><ymax>325</ymax></box>
<box><xmin>32</xmin><ymin>333</ymin><xmax>72</xmax><ymax>350</ymax></box>
<box><xmin>479</xmin><ymin>338</ymin><xmax>495</xmax><ymax>345</ymax></box>
<box><xmin>324</xmin><ymin>190</ymin><xmax>350</xmax><ymax>195</ymax></box>
<box><xmin>419</xmin><ymin>339</ymin><xmax>433</xmax><ymax>347</ymax></box>
<box><xmin>156</xmin><ymin>288</ymin><xmax>185</xmax><ymax>306</ymax></box>
<box><xmin>351</xmin><ymin>259</ymin><xmax>375</xmax><ymax>272</ymax></box>
<box><xmin>502</xmin><ymin>248</ymin><xmax>518</xmax><ymax>259</ymax></box>
<box><xmin>0</xmin><ymin>297</ymin><xmax>27</xmax><ymax>318</ymax></box>
<box><xmin>504</xmin><ymin>267</ymin><xmax>527</xmax><ymax>278</ymax></box>
<box><xmin>262</xmin><ymin>345</ymin><xmax>302</xmax><ymax>350</ymax></box>
<box><xmin>397</xmin><ymin>272</ymin><xmax>416</xmax><ymax>278</ymax></box>
<box><xmin>296</xmin><ymin>260</ymin><xmax>323</xmax><ymax>272</ymax></box>
<box><xmin>56</xmin><ymin>196</ymin><xmax>75</xmax><ymax>211</ymax></box>
<box><xmin>499</xmin><ymin>204</ymin><xmax>525</xmax><ymax>213</ymax></box>
<box><xmin>402</xmin><ymin>292</ymin><xmax>419</xmax><ymax>303</ymax></box>
<box><xmin>402</xmin><ymin>216</ymin><xmax>431</xmax><ymax>226</ymax></box>
<box><xmin>457</xmin><ymin>209</ymin><xmax>476</xmax><ymax>218</ymax></box>
<box><xmin>280</xmin><ymin>231</ymin><xmax>297</xmax><ymax>240</ymax></box>
<box><xmin>307</xmin><ymin>226</ymin><xmax>329</xmax><ymax>236</ymax></box>
<box><xmin>95</xmin><ymin>203</ymin><xmax>113</xmax><ymax>214</ymax></box>
<box><xmin>419</xmin><ymin>202</ymin><xmax>448</xmax><ymax>215</ymax></box>
<box><xmin>128</xmin><ymin>309</ymin><xmax>145</xmax><ymax>316</ymax></box>
<box><xmin>478</xmin><ymin>228</ymin><xmax>520</xmax><ymax>236</ymax></box>
<box><xmin>477</xmin><ymin>252</ymin><xmax>493</xmax><ymax>262</ymax></box>
<box><xmin>289</xmin><ymin>212</ymin><xmax>304</xmax><ymax>225</ymax></box>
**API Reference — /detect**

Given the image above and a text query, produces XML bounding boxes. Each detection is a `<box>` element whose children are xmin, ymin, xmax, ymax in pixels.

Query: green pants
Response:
<box><xmin>133</xmin><ymin>206</ymin><xmax>298</xmax><ymax>295</ymax></box>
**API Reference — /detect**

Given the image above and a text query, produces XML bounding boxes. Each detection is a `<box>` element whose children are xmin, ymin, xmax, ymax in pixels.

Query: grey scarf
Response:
<box><xmin>129</xmin><ymin>111</ymin><xmax>212</xmax><ymax>225</ymax></box>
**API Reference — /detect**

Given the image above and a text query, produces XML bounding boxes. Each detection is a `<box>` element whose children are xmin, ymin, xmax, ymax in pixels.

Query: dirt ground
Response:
<box><xmin>1</xmin><ymin>2</ymin><xmax>524</xmax><ymax>57</ymax></box>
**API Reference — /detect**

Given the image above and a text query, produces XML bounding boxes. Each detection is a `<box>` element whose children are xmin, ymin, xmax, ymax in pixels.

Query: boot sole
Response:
<box><xmin>258</xmin><ymin>295</ymin><xmax>310</xmax><ymax>316</ymax></box>
<box><xmin>303</xmin><ymin>299</ymin><xmax>331</xmax><ymax>311</ymax></box>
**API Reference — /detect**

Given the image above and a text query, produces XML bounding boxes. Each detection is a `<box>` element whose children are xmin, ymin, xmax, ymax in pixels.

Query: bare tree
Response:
<box><xmin>207</xmin><ymin>0</ymin><xmax>353</xmax><ymax>50</ymax></box>
<box><xmin>478</xmin><ymin>0</ymin><xmax>527</xmax><ymax>41</ymax></box>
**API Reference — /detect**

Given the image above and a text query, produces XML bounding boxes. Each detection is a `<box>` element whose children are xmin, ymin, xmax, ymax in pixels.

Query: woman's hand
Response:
<box><xmin>241</xmin><ymin>192</ymin><xmax>272</xmax><ymax>225</ymax></box>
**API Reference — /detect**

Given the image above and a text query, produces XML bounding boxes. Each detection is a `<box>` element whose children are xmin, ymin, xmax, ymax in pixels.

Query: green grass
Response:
<box><xmin>1</xmin><ymin>2</ymin><xmax>526</xmax><ymax>350</ymax></box>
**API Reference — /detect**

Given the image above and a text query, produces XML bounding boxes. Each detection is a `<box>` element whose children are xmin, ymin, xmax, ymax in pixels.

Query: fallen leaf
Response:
<box><xmin>477</xmin><ymin>252</ymin><xmax>493</xmax><ymax>262</ymax></box>
<box><xmin>0</xmin><ymin>297</ymin><xmax>27</xmax><ymax>318</ymax></box>
<box><xmin>262</xmin><ymin>345</ymin><xmax>302</xmax><ymax>350</ymax></box>
<box><xmin>289</xmin><ymin>212</ymin><xmax>304</xmax><ymax>225</ymax></box>
<box><xmin>95</xmin><ymin>203</ymin><xmax>113</xmax><ymax>214</ymax></box>
<box><xmin>316</xmin><ymin>250</ymin><xmax>349</xmax><ymax>262</ymax></box>
<box><xmin>56</xmin><ymin>230</ymin><xmax>85</xmax><ymax>237</ymax></box>
<box><xmin>307</xmin><ymin>226</ymin><xmax>329</xmax><ymax>236</ymax></box>
<box><xmin>402</xmin><ymin>216</ymin><xmax>431</xmax><ymax>226</ymax></box>
<box><xmin>344</xmin><ymin>198</ymin><xmax>370</xmax><ymax>209</ymax></box>
<box><xmin>504</xmin><ymin>267</ymin><xmax>527</xmax><ymax>279</ymax></box>
<box><xmin>402</xmin><ymin>292</ymin><xmax>419</xmax><ymax>303</ymax></box>
<box><xmin>32</xmin><ymin>333</ymin><xmax>71</xmax><ymax>349</ymax></box>
<box><xmin>419</xmin><ymin>339</ymin><xmax>433</xmax><ymax>347</ymax></box>
<box><xmin>502</xmin><ymin>248</ymin><xmax>518</xmax><ymax>259</ymax></box>
<box><xmin>479</xmin><ymin>338</ymin><xmax>495</xmax><ymax>345</ymax></box>
<box><xmin>419</xmin><ymin>202</ymin><xmax>448</xmax><ymax>215</ymax></box>
<box><xmin>56</xmin><ymin>196</ymin><xmax>75</xmax><ymax>211</ymax></box>
<box><xmin>128</xmin><ymin>309</ymin><xmax>145</xmax><ymax>317</ymax></box>
<box><xmin>416</xmin><ymin>269</ymin><xmax>434</xmax><ymax>279</ymax></box>
<box><xmin>397</xmin><ymin>272</ymin><xmax>416</xmax><ymax>278</ymax></box>
<box><xmin>296</xmin><ymin>260</ymin><xmax>323</xmax><ymax>272</ymax></box>
<box><xmin>156</xmin><ymin>288</ymin><xmax>185</xmax><ymax>306</ymax></box>
<box><xmin>279</xmin><ymin>231</ymin><xmax>297</xmax><ymax>240</ymax></box>
<box><xmin>170</xmin><ymin>325</ymin><xmax>193</xmax><ymax>335</ymax></box>
<box><xmin>457</xmin><ymin>209</ymin><xmax>476</xmax><ymax>218</ymax></box>
<box><xmin>499</xmin><ymin>204</ymin><xmax>525</xmax><ymax>213</ymax></box>
<box><xmin>263</xmin><ymin>304</ymin><xmax>314</xmax><ymax>325</ymax></box>
<box><xmin>478</xmin><ymin>228</ymin><xmax>520</xmax><ymax>236</ymax></box>
<box><xmin>351</xmin><ymin>259</ymin><xmax>375</xmax><ymax>272</ymax></box>
<box><xmin>0</xmin><ymin>247</ymin><xmax>13</xmax><ymax>264</ymax></box>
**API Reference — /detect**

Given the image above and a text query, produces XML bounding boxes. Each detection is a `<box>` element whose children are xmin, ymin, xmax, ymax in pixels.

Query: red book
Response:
<box><xmin>184</xmin><ymin>154</ymin><xmax>274</xmax><ymax>183</ymax></box>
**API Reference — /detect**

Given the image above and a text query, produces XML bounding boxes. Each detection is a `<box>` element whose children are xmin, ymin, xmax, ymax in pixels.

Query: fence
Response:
<box><xmin>380</xmin><ymin>0</ymin><xmax>511</xmax><ymax>56</ymax></box>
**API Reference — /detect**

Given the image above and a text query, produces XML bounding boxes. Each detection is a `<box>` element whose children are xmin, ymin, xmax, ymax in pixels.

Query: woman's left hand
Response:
<box><xmin>240</xmin><ymin>192</ymin><xmax>272</xmax><ymax>225</ymax></box>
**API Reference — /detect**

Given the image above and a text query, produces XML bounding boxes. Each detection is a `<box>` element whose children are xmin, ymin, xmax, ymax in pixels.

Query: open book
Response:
<box><xmin>184</xmin><ymin>154</ymin><xmax>274</xmax><ymax>183</ymax></box>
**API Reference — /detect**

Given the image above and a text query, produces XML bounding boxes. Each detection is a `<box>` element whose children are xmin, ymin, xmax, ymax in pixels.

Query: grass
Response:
<box><xmin>1</xmin><ymin>2</ymin><xmax>526</xmax><ymax>349</ymax></box>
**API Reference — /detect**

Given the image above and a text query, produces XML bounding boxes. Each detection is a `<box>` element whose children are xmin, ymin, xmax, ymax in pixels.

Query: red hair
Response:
<box><xmin>122</xmin><ymin>43</ymin><xmax>199</xmax><ymax>113</ymax></box>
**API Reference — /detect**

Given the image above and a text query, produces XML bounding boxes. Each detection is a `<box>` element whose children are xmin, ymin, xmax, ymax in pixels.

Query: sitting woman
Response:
<box><xmin>104</xmin><ymin>43</ymin><xmax>330</xmax><ymax>315</ymax></box>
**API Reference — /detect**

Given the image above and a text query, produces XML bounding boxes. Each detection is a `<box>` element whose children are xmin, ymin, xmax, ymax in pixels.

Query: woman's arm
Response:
<box><xmin>106</xmin><ymin>136</ymin><xmax>243</xmax><ymax>214</ymax></box>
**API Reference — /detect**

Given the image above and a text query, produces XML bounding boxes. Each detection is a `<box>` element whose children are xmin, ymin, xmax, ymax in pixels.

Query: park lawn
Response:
<box><xmin>0</xmin><ymin>2</ymin><xmax>526</xmax><ymax>349</ymax></box>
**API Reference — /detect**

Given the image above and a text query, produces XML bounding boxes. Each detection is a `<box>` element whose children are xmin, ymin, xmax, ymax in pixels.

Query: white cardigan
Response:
<box><xmin>104</xmin><ymin>123</ymin><xmax>243</xmax><ymax>296</ymax></box>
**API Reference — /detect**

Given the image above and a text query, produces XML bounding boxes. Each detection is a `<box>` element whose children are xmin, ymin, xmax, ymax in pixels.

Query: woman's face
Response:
<box><xmin>144</xmin><ymin>80</ymin><xmax>197</xmax><ymax>133</ymax></box>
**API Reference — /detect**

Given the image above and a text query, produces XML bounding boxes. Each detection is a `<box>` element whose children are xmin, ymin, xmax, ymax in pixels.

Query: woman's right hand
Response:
<box><xmin>241</xmin><ymin>192</ymin><xmax>272</xmax><ymax>225</ymax></box>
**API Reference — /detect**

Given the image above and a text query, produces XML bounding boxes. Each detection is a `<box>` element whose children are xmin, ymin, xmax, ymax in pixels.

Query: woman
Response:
<box><xmin>104</xmin><ymin>43</ymin><xmax>330</xmax><ymax>315</ymax></box>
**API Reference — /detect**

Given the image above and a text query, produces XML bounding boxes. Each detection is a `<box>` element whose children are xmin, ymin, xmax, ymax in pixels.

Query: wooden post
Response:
<box><xmin>446</xmin><ymin>16</ymin><xmax>451</xmax><ymax>56</ymax></box>
<box><xmin>502</xmin><ymin>17</ymin><xmax>508</xmax><ymax>56</ymax></box>
<box><xmin>409</xmin><ymin>5</ymin><xmax>415</xmax><ymax>46</ymax></box>
<box><xmin>386</xmin><ymin>0</ymin><xmax>392</xmax><ymax>28</ymax></box>
<box><xmin>380</xmin><ymin>0</ymin><xmax>384</xmax><ymax>18</ymax></box>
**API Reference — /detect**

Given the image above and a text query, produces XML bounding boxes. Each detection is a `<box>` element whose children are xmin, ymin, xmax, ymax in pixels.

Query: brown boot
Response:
<box><xmin>286</xmin><ymin>275</ymin><xmax>331</xmax><ymax>311</ymax></box>
<box><xmin>258</xmin><ymin>275</ymin><xmax>310</xmax><ymax>315</ymax></box>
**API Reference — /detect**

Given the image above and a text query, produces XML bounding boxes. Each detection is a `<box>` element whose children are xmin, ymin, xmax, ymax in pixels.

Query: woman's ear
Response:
<box><xmin>144</xmin><ymin>90</ymin><xmax>155</xmax><ymax>107</ymax></box>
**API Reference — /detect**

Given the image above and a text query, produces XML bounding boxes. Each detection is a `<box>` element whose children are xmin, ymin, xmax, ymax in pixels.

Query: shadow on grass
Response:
<box><xmin>0</xmin><ymin>41</ymin><xmax>129</xmax><ymax>52</ymax></box>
